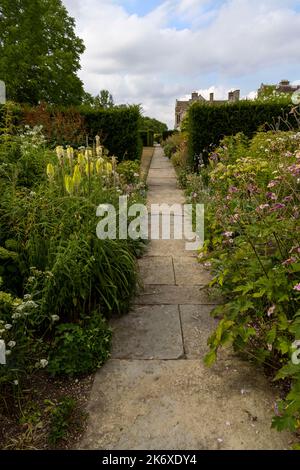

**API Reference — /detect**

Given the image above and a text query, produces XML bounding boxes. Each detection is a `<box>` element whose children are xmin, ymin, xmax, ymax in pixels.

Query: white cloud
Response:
<box><xmin>63</xmin><ymin>0</ymin><xmax>300</xmax><ymax>128</ymax></box>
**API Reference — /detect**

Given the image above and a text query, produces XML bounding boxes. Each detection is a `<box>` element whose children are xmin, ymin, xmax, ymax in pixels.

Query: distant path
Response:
<box><xmin>80</xmin><ymin>146</ymin><xmax>291</xmax><ymax>450</ymax></box>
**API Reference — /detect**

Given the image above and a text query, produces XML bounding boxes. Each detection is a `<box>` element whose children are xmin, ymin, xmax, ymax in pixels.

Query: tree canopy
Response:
<box><xmin>0</xmin><ymin>0</ymin><xmax>85</xmax><ymax>105</ymax></box>
<box><xmin>82</xmin><ymin>89</ymin><xmax>114</xmax><ymax>109</ymax></box>
<box><xmin>141</xmin><ymin>116</ymin><xmax>168</xmax><ymax>133</ymax></box>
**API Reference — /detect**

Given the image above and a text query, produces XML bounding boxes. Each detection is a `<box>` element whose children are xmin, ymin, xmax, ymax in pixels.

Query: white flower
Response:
<box><xmin>51</xmin><ymin>315</ymin><xmax>60</xmax><ymax>322</ymax></box>
<box><xmin>24</xmin><ymin>294</ymin><xmax>32</xmax><ymax>300</ymax></box>
<box><xmin>12</xmin><ymin>313</ymin><xmax>21</xmax><ymax>319</ymax></box>
<box><xmin>5</xmin><ymin>324</ymin><xmax>12</xmax><ymax>330</ymax></box>
<box><xmin>8</xmin><ymin>341</ymin><xmax>16</xmax><ymax>348</ymax></box>
<box><xmin>5</xmin><ymin>350</ymin><xmax>11</xmax><ymax>356</ymax></box>
<box><xmin>40</xmin><ymin>359</ymin><xmax>48</xmax><ymax>368</ymax></box>
<box><xmin>13</xmin><ymin>380</ymin><xmax>19</xmax><ymax>386</ymax></box>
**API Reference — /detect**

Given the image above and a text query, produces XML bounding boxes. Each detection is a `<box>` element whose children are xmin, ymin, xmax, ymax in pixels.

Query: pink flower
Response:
<box><xmin>223</xmin><ymin>231</ymin><xmax>234</xmax><ymax>238</ymax></box>
<box><xmin>288</xmin><ymin>164</ymin><xmax>300</xmax><ymax>176</ymax></box>
<box><xmin>267</xmin><ymin>180</ymin><xmax>279</xmax><ymax>188</ymax></box>
<box><xmin>293</xmin><ymin>283</ymin><xmax>300</xmax><ymax>292</ymax></box>
<box><xmin>256</xmin><ymin>203</ymin><xmax>270</xmax><ymax>211</ymax></box>
<box><xmin>282</xmin><ymin>257</ymin><xmax>297</xmax><ymax>266</ymax></box>
<box><xmin>266</xmin><ymin>192</ymin><xmax>277</xmax><ymax>200</ymax></box>
<box><xmin>270</xmin><ymin>203</ymin><xmax>285</xmax><ymax>211</ymax></box>
<box><xmin>228</xmin><ymin>186</ymin><xmax>239</xmax><ymax>194</ymax></box>
<box><xmin>283</xmin><ymin>195</ymin><xmax>293</xmax><ymax>203</ymax></box>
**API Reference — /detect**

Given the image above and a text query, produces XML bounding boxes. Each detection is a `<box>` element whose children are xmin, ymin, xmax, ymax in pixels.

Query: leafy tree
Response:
<box><xmin>95</xmin><ymin>89</ymin><xmax>114</xmax><ymax>109</ymax></box>
<box><xmin>141</xmin><ymin>116</ymin><xmax>168</xmax><ymax>133</ymax></box>
<box><xmin>0</xmin><ymin>0</ymin><xmax>85</xmax><ymax>105</ymax></box>
<box><xmin>81</xmin><ymin>89</ymin><xmax>114</xmax><ymax>109</ymax></box>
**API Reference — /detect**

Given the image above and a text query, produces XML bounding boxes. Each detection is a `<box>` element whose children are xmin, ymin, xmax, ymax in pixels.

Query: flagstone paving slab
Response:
<box><xmin>173</xmin><ymin>257</ymin><xmax>212</xmax><ymax>286</ymax></box>
<box><xmin>138</xmin><ymin>257</ymin><xmax>175</xmax><ymax>285</ymax></box>
<box><xmin>179</xmin><ymin>304</ymin><xmax>219</xmax><ymax>358</ymax></box>
<box><xmin>80</xmin><ymin>359</ymin><xmax>291</xmax><ymax>450</ymax></box>
<box><xmin>110</xmin><ymin>305</ymin><xmax>184</xmax><ymax>360</ymax></box>
<box><xmin>134</xmin><ymin>285</ymin><xmax>221</xmax><ymax>305</ymax></box>
<box><xmin>145</xmin><ymin>239</ymin><xmax>196</xmax><ymax>257</ymax></box>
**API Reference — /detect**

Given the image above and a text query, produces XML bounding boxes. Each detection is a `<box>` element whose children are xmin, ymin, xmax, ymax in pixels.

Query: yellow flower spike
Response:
<box><xmin>106</xmin><ymin>162</ymin><xmax>113</xmax><ymax>174</ymax></box>
<box><xmin>55</xmin><ymin>146</ymin><xmax>64</xmax><ymax>161</ymax></box>
<box><xmin>96</xmin><ymin>157</ymin><xmax>104</xmax><ymax>174</ymax></box>
<box><xmin>95</xmin><ymin>135</ymin><xmax>101</xmax><ymax>147</ymax></box>
<box><xmin>72</xmin><ymin>164</ymin><xmax>81</xmax><ymax>189</ymax></box>
<box><xmin>46</xmin><ymin>163</ymin><xmax>55</xmax><ymax>180</ymax></box>
<box><xmin>85</xmin><ymin>162</ymin><xmax>94</xmax><ymax>176</ymax></box>
<box><xmin>66</xmin><ymin>146</ymin><xmax>74</xmax><ymax>161</ymax></box>
<box><xmin>77</xmin><ymin>152</ymin><xmax>85</xmax><ymax>166</ymax></box>
<box><xmin>64</xmin><ymin>175</ymin><xmax>74</xmax><ymax>194</ymax></box>
<box><xmin>96</xmin><ymin>146</ymin><xmax>103</xmax><ymax>157</ymax></box>
<box><xmin>85</xmin><ymin>149</ymin><xmax>93</xmax><ymax>160</ymax></box>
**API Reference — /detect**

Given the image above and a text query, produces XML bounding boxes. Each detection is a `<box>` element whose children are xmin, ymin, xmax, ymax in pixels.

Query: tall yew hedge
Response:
<box><xmin>0</xmin><ymin>103</ymin><xmax>142</xmax><ymax>161</ymax></box>
<box><xmin>188</xmin><ymin>101</ymin><xmax>297</xmax><ymax>165</ymax></box>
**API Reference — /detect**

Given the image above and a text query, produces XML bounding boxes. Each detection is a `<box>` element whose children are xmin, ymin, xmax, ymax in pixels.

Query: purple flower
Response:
<box><xmin>283</xmin><ymin>195</ymin><xmax>293</xmax><ymax>203</ymax></box>
<box><xmin>293</xmin><ymin>283</ymin><xmax>300</xmax><ymax>292</ymax></box>
<box><xmin>228</xmin><ymin>186</ymin><xmax>239</xmax><ymax>194</ymax></box>
<box><xmin>267</xmin><ymin>180</ymin><xmax>279</xmax><ymax>188</ymax></box>
<box><xmin>266</xmin><ymin>192</ymin><xmax>277</xmax><ymax>200</ymax></box>
<box><xmin>270</xmin><ymin>203</ymin><xmax>285</xmax><ymax>211</ymax></box>
<box><xmin>247</xmin><ymin>184</ymin><xmax>258</xmax><ymax>194</ymax></box>
<box><xmin>288</xmin><ymin>164</ymin><xmax>300</xmax><ymax>176</ymax></box>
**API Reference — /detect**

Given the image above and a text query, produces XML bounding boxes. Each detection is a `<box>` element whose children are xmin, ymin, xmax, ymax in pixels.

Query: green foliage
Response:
<box><xmin>117</xmin><ymin>160</ymin><xmax>140</xmax><ymax>184</ymax></box>
<box><xmin>188</xmin><ymin>100</ymin><xmax>297</xmax><ymax>165</ymax></box>
<box><xmin>139</xmin><ymin>130</ymin><xmax>154</xmax><ymax>147</ymax></box>
<box><xmin>162</xmin><ymin>130</ymin><xmax>178</xmax><ymax>141</ymax></box>
<box><xmin>140</xmin><ymin>116</ymin><xmax>168</xmax><ymax>134</ymax></box>
<box><xmin>47</xmin><ymin>396</ymin><xmax>76</xmax><ymax>445</ymax></box>
<box><xmin>0</xmin><ymin>0</ymin><xmax>85</xmax><ymax>105</ymax></box>
<box><xmin>82</xmin><ymin>90</ymin><xmax>114</xmax><ymax>109</ymax></box>
<box><xmin>189</xmin><ymin>129</ymin><xmax>300</xmax><ymax>437</ymax></box>
<box><xmin>47</xmin><ymin>311</ymin><xmax>112</xmax><ymax>376</ymax></box>
<box><xmin>78</xmin><ymin>105</ymin><xmax>142</xmax><ymax>161</ymax></box>
<box><xmin>0</xmin><ymin>125</ymin><xmax>146</xmax><ymax>403</ymax></box>
<box><xmin>0</xmin><ymin>103</ymin><xmax>143</xmax><ymax>160</ymax></box>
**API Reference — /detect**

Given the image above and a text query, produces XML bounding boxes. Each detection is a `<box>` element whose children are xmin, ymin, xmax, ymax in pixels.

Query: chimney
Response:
<box><xmin>191</xmin><ymin>92</ymin><xmax>198</xmax><ymax>100</ymax></box>
<box><xmin>233</xmin><ymin>90</ymin><xmax>240</xmax><ymax>101</ymax></box>
<box><xmin>209</xmin><ymin>92</ymin><xmax>214</xmax><ymax>102</ymax></box>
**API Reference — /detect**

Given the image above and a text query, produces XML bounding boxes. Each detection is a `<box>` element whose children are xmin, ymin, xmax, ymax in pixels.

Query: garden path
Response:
<box><xmin>80</xmin><ymin>146</ymin><xmax>291</xmax><ymax>450</ymax></box>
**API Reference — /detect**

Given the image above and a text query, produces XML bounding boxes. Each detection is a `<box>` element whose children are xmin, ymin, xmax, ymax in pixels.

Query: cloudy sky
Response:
<box><xmin>62</xmin><ymin>0</ymin><xmax>300</xmax><ymax>128</ymax></box>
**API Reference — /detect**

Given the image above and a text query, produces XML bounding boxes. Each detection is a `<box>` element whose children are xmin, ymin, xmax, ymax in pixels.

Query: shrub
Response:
<box><xmin>47</xmin><ymin>311</ymin><xmax>112</xmax><ymax>376</ymax></box>
<box><xmin>194</xmin><ymin>130</ymin><xmax>300</xmax><ymax>440</ymax></box>
<box><xmin>117</xmin><ymin>160</ymin><xmax>140</xmax><ymax>185</ymax></box>
<box><xmin>188</xmin><ymin>100</ymin><xmax>299</xmax><ymax>166</ymax></box>
<box><xmin>1</xmin><ymin>103</ymin><xmax>143</xmax><ymax>161</ymax></box>
<box><xmin>81</xmin><ymin>105</ymin><xmax>142</xmax><ymax>161</ymax></box>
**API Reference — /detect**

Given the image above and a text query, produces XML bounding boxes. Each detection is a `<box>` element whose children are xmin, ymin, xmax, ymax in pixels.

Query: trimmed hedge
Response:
<box><xmin>82</xmin><ymin>106</ymin><xmax>142</xmax><ymax>161</ymax></box>
<box><xmin>162</xmin><ymin>129</ymin><xmax>178</xmax><ymax>141</ymax></box>
<box><xmin>0</xmin><ymin>103</ymin><xmax>142</xmax><ymax>161</ymax></box>
<box><xmin>139</xmin><ymin>130</ymin><xmax>154</xmax><ymax>147</ymax></box>
<box><xmin>188</xmin><ymin>100</ymin><xmax>297</xmax><ymax>165</ymax></box>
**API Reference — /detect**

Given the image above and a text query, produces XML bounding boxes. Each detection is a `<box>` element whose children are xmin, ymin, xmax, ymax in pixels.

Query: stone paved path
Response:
<box><xmin>80</xmin><ymin>146</ymin><xmax>291</xmax><ymax>450</ymax></box>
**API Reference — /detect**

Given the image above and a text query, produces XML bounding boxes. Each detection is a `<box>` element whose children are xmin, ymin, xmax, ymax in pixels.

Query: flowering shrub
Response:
<box><xmin>0</xmin><ymin>124</ymin><xmax>146</xmax><ymax>401</ymax></box>
<box><xmin>192</xmin><ymin>130</ymin><xmax>300</xmax><ymax>440</ymax></box>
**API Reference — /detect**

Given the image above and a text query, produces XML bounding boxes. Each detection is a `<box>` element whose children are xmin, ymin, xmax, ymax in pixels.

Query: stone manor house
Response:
<box><xmin>175</xmin><ymin>89</ymin><xmax>240</xmax><ymax>129</ymax></box>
